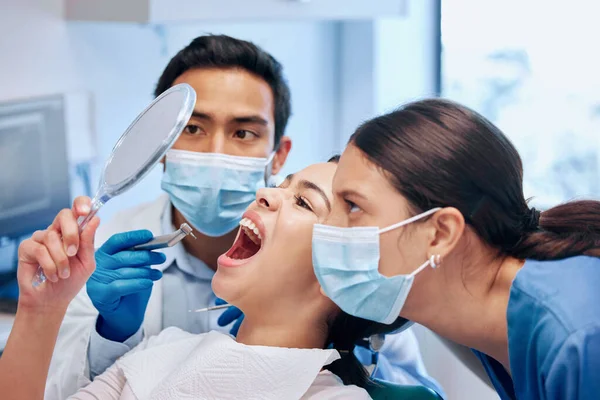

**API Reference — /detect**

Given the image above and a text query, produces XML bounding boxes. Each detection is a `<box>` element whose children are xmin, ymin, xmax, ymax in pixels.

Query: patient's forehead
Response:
<box><xmin>293</xmin><ymin>162</ymin><xmax>337</xmax><ymax>198</ymax></box>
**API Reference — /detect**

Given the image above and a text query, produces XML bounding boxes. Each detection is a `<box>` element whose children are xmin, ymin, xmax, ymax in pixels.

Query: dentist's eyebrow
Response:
<box><xmin>191</xmin><ymin>111</ymin><xmax>213</xmax><ymax>120</ymax></box>
<box><xmin>298</xmin><ymin>180</ymin><xmax>331</xmax><ymax>212</ymax></box>
<box><xmin>232</xmin><ymin>115</ymin><xmax>268</xmax><ymax>125</ymax></box>
<box><xmin>191</xmin><ymin>112</ymin><xmax>268</xmax><ymax>126</ymax></box>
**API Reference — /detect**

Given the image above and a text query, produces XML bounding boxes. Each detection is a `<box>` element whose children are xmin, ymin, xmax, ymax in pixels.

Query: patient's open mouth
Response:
<box><xmin>225</xmin><ymin>217</ymin><xmax>263</xmax><ymax>260</ymax></box>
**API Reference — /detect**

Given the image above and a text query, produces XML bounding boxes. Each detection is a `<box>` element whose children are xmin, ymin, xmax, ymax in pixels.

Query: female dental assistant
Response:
<box><xmin>313</xmin><ymin>98</ymin><xmax>600</xmax><ymax>400</ymax></box>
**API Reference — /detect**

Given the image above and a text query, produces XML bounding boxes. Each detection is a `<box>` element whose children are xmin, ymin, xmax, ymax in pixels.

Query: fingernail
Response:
<box><xmin>49</xmin><ymin>274</ymin><xmax>59</xmax><ymax>283</ymax></box>
<box><xmin>81</xmin><ymin>204</ymin><xmax>91</xmax><ymax>213</ymax></box>
<box><xmin>60</xmin><ymin>268</ymin><xmax>70</xmax><ymax>279</ymax></box>
<box><xmin>67</xmin><ymin>245</ymin><xmax>78</xmax><ymax>257</ymax></box>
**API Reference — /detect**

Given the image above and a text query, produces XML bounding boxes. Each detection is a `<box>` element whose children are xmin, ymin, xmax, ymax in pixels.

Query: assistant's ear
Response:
<box><xmin>427</xmin><ymin>207</ymin><xmax>465</xmax><ymax>259</ymax></box>
<box><xmin>271</xmin><ymin>136</ymin><xmax>292</xmax><ymax>175</ymax></box>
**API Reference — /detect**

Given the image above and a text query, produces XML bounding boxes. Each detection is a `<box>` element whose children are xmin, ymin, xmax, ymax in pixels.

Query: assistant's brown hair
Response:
<box><xmin>351</xmin><ymin>98</ymin><xmax>600</xmax><ymax>260</ymax></box>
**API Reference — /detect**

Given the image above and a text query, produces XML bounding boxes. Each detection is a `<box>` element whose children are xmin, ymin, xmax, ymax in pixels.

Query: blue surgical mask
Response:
<box><xmin>312</xmin><ymin>208</ymin><xmax>441</xmax><ymax>324</ymax></box>
<box><xmin>161</xmin><ymin>149</ymin><xmax>275</xmax><ymax>237</ymax></box>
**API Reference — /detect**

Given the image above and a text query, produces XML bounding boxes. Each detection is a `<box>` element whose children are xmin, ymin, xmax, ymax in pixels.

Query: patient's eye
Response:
<box><xmin>294</xmin><ymin>195</ymin><xmax>314</xmax><ymax>212</ymax></box>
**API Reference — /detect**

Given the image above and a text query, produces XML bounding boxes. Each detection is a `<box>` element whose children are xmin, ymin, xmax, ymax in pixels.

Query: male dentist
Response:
<box><xmin>46</xmin><ymin>35</ymin><xmax>442</xmax><ymax>399</ymax></box>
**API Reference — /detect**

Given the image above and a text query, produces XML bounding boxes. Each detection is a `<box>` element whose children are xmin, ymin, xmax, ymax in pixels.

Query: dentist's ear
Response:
<box><xmin>271</xmin><ymin>136</ymin><xmax>292</xmax><ymax>175</ymax></box>
<box><xmin>427</xmin><ymin>207</ymin><xmax>465</xmax><ymax>260</ymax></box>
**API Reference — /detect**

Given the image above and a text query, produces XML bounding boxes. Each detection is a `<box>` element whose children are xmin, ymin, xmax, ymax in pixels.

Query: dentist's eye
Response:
<box><xmin>234</xmin><ymin>130</ymin><xmax>258</xmax><ymax>140</ymax></box>
<box><xmin>294</xmin><ymin>195</ymin><xmax>314</xmax><ymax>212</ymax></box>
<box><xmin>184</xmin><ymin>125</ymin><xmax>203</xmax><ymax>135</ymax></box>
<box><xmin>345</xmin><ymin>200</ymin><xmax>361</xmax><ymax>213</ymax></box>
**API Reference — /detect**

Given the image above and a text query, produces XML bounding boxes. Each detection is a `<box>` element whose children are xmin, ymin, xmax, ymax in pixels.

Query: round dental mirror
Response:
<box><xmin>102</xmin><ymin>83</ymin><xmax>195</xmax><ymax>198</ymax></box>
<box><xmin>32</xmin><ymin>83</ymin><xmax>196</xmax><ymax>287</ymax></box>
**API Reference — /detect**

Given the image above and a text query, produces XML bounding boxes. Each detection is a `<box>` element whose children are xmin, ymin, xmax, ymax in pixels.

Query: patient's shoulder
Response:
<box><xmin>302</xmin><ymin>370</ymin><xmax>372</xmax><ymax>399</ymax></box>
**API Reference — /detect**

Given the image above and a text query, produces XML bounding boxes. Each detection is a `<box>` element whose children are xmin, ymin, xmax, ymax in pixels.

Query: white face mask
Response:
<box><xmin>312</xmin><ymin>208</ymin><xmax>441</xmax><ymax>324</ymax></box>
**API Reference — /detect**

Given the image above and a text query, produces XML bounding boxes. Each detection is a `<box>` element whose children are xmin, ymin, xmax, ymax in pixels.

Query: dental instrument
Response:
<box><xmin>130</xmin><ymin>223</ymin><xmax>196</xmax><ymax>251</ymax></box>
<box><xmin>188</xmin><ymin>304</ymin><xmax>231</xmax><ymax>313</ymax></box>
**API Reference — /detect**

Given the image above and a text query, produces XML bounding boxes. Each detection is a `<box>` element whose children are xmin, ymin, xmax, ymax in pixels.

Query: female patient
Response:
<box><xmin>0</xmin><ymin>158</ymin><xmax>404</xmax><ymax>399</ymax></box>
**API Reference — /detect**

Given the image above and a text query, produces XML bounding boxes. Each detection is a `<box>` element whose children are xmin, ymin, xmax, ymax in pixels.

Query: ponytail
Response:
<box><xmin>509</xmin><ymin>200</ymin><xmax>600</xmax><ymax>260</ymax></box>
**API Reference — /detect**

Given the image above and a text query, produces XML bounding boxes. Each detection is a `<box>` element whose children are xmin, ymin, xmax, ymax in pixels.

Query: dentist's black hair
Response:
<box><xmin>351</xmin><ymin>98</ymin><xmax>600</xmax><ymax>260</ymax></box>
<box><xmin>154</xmin><ymin>34</ymin><xmax>292</xmax><ymax>148</ymax></box>
<box><xmin>321</xmin><ymin>154</ymin><xmax>413</xmax><ymax>388</ymax></box>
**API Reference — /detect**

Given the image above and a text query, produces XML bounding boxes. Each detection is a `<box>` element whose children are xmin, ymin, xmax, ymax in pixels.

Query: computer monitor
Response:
<box><xmin>0</xmin><ymin>95</ymin><xmax>70</xmax><ymax>239</ymax></box>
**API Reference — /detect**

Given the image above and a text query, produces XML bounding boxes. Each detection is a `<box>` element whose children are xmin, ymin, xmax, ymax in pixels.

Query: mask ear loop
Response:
<box><xmin>378</xmin><ymin>207</ymin><xmax>442</xmax><ymax>234</ymax></box>
<box><xmin>263</xmin><ymin>152</ymin><xmax>276</xmax><ymax>187</ymax></box>
<box><xmin>408</xmin><ymin>254</ymin><xmax>441</xmax><ymax>277</ymax></box>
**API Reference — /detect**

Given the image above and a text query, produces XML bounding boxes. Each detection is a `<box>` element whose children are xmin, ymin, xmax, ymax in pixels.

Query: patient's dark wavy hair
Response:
<box><xmin>324</xmin><ymin>312</ymin><xmax>410</xmax><ymax>388</ymax></box>
<box><xmin>321</xmin><ymin>155</ymin><xmax>411</xmax><ymax>388</ymax></box>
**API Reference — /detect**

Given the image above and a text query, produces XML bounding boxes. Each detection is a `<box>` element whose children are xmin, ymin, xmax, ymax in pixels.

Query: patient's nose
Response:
<box><xmin>256</xmin><ymin>188</ymin><xmax>280</xmax><ymax>211</ymax></box>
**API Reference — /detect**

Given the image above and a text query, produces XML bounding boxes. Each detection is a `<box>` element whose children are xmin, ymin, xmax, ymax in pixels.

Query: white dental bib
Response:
<box><xmin>116</xmin><ymin>329</ymin><xmax>341</xmax><ymax>400</ymax></box>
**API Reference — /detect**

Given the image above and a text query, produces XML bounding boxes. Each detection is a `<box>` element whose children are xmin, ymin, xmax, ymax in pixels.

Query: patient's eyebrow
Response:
<box><xmin>279</xmin><ymin>174</ymin><xmax>294</xmax><ymax>188</ymax></box>
<box><xmin>298</xmin><ymin>179</ymin><xmax>331</xmax><ymax>212</ymax></box>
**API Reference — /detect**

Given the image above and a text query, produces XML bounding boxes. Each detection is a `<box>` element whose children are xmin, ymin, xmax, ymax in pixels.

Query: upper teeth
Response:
<box><xmin>240</xmin><ymin>217</ymin><xmax>262</xmax><ymax>240</ymax></box>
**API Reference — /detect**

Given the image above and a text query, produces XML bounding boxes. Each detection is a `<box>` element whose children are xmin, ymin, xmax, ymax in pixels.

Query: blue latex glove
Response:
<box><xmin>88</xmin><ymin>230</ymin><xmax>166</xmax><ymax>343</ymax></box>
<box><xmin>216</xmin><ymin>298</ymin><xmax>244</xmax><ymax>337</ymax></box>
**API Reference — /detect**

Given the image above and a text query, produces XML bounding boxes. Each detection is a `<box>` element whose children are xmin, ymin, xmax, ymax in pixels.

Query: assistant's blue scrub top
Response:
<box><xmin>473</xmin><ymin>256</ymin><xmax>600</xmax><ymax>399</ymax></box>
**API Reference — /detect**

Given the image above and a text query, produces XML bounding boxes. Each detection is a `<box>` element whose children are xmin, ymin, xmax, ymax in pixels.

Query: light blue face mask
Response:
<box><xmin>161</xmin><ymin>149</ymin><xmax>275</xmax><ymax>237</ymax></box>
<box><xmin>312</xmin><ymin>208</ymin><xmax>441</xmax><ymax>324</ymax></box>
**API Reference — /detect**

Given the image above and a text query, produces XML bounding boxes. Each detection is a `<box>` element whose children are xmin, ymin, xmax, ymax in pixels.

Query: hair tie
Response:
<box><xmin>524</xmin><ymin>207</ymin><xmax>541</xmax><ymax>231</ymax></box>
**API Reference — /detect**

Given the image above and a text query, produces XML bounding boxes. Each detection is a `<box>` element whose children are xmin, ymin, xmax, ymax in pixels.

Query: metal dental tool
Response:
<box><xmin>131</xmin><ymin>223</ymin><xmax>196</xmax><ymax>251</ymax></box>
<box><xmin>188</xmin><ymin>304</ymin><xmax>231</xmax><ymax>313</ymax></box>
